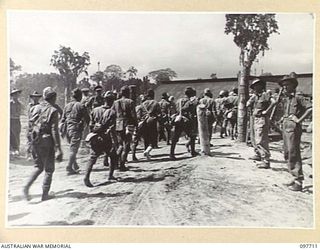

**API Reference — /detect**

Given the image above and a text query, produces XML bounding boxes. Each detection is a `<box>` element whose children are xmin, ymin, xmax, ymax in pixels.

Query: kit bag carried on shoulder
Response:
<box><xmin>30</xmin><ymin>106</ymin><xmax>50</xmax><ymax>145</ymax></box>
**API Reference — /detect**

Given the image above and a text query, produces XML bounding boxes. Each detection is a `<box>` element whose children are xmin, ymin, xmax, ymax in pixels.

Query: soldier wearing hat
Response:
<box><xmin>23</xmin><ymin>87</ymin><xmax>63</xmax><ymax>201</ymax></box>
<box><xmin>112</xmin><ymin>85</ymin><xmax>138</xmax><ymax>171</ymax></box>
<box><xmin>80</xmin><ymin>87</ymin><xmax>91</xmax><ymax>149</ymax></box>
<box><xmin>10</xmin><ymin>88</ymin><xmax>22</xmax><ymax>156</ymax></box>
<box><xmin>214</xmin><ymin>90</ymin><xmax>228</xmax><ymax>137</ymax></box>
<box><xmin>170</xmin><ymin>87</ymin><xmax>199</xmax><ymax>159</ymax></box>
<box><xmin>158</xmin><ymin>92</ymin><xmax>172</xmax><ymax>145</ymax></box>
<box><xmin>139</xmin><ymin>89</ymin><xmax>161</xmax><ymax>160</ymax></box>
<box><xmin>279</xmin><ymin>73</ymin><xmax>312</xmax><ymax>191</ymax></box>
<box><xmin>87</xmin><ymin>85</ymin><xmax>104</xmax><ymax>110</ymax></box>
<box><xmin>84</xmin><ymin>91</ymin><xmax>118</xmax><ymax>187</ymax></box>
<box><xmin>199</xmin><ymin>88</ymin><xmax>217</xmax><ymax>145</ymax></box>
<box><xmin>131</xmin><ymin>94</ymin><xmax>147</xmax><ymax>162</ymax></box>
<box><xmin>246</xmin><ymin>79</ymin><xmax>276</xmax><ymax>169</ymax></box>
<box><xmin>26</xmin><ymin>91</ymin><xmax>42</xmax><ymax>160</ymax></box>
<box><xmin>61</xmin><ymin>88</ymin><xmax>90</xmax><ymax>175</ymax></box>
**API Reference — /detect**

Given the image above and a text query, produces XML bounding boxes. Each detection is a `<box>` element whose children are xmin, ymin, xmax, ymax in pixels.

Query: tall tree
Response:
<box><xmin>225</xmin><ymin>14</ymin><xmax>279</xmax><ymax>142</ymax></box>
<box><xmin>10</xmin><ymin>58</ymin><xmax>22</xmax><ymax>87</ymax></box>
<box><xmin>126</xmin><ymin>66</ymin><xmax>138</xmax><ymax>79</ymax></box>
<box><xmin>90</xmin><ymin>71</ymin><xmax>105</xmax><ymax>86</ymax></box>
<box><xmin>50</xmin><ymin>45</ymin><xmax>90</xmax><ymax>104</ymax></box>
<box><xmin>148</xmin><ymin>68</ymin><xmax>177</xmax><ymax>84</ymax></box>
<box><xmin>104</xmin><ymin>64</ymin><xmax>124</xmax><ymax>91</ymax></box>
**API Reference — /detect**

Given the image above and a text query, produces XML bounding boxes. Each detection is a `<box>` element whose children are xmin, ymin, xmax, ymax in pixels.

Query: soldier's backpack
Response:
<box><xmin>30</xmin><ymin>106</ymin><xmax>50</xmax><ymax>145</ymax></box>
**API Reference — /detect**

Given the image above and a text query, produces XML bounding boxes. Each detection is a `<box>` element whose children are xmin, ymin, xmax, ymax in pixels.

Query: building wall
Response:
<box><xmin>155</xmin><ymin>74</ymin><xmax>312</xmax><ymax>101</ymax></box>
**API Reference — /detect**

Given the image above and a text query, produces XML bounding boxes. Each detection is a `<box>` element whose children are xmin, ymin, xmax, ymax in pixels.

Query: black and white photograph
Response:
<box><xmin>7</xmin><ymin>11</ymin><xmax>314</xmax><ymax>228</ymax></box>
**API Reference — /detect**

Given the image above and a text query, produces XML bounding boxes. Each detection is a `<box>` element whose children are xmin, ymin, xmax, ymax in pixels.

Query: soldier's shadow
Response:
<box><xmin>118</xmin><ymin>174</ymin><xmax>174</xmax><ymax>183</ymax></box>
<box><xmin>211</xmin><ymin>151</ymin><xmax>245</xmax><ymax>160</ymax></box>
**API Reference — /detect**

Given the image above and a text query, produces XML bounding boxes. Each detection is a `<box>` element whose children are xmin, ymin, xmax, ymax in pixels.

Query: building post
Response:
<box><xmin>197</xmin><ymin>104</ymin><xmax>210</xmax><ymax>155</ymax></box>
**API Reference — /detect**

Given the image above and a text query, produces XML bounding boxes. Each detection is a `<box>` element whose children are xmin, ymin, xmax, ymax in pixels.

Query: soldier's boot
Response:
<box><xmin>257</xmin><ymin>160</ymin><xmax>270</xmax><ymax>169</ymax></box>
<box><xmin>190</xmin><ymin>139</ymin><xmax>200</xmax><ymax>157</ymax></box>
<box><xmin>131</xmin><ymin>143</ymin><xmax>139</xmax><ymax>162</ymax></box>
<box><xmin>23</xmin><ymin>168</ymin><xmax>42</xmax><ymax>201</ymax></box>
<box><xmin>66</xmin><ymin>152</ymin><xmax>79</xmax><ymax>175</ymax></box>
<box><xmin>41</xmin><ymin>187</ymin><xmax>53</xmax><ymax>202</ymax></box>
<box><xmin>143</xmin><ymin>146</ymin><xmax>153</xmax><ymax>160</ymax></box>
<box><xmin>108</xmin><ymin>154</ymin><xmax>118</xmax><ymax>182</ymax></box>
<box><xmin>84</xmin><ymin>161</ymin><xmax>94</xmax><ymax>188</ymax></box>
<box><xmin>249</xmin><ymin>154</ymin><xmax>261</xmax><ymax>161</ymax></box>
<box><xmin>170</xmin><ymin>143</ymin><xmax>177</xmax><ymax>160</ymax></box>
<box><xmin>289</xmin><ymin>180</ymin><xmax>303</xmax><ymax>192</ymax></box>
<box><xmin>166</xmin><ymin>130</ymin><xmax>171</xmax><ymax>145</ymax></box>
<box><xmin>41</xmin><ymin>173</ymin><xmax>53</xmax><ymax>201</ymax></box>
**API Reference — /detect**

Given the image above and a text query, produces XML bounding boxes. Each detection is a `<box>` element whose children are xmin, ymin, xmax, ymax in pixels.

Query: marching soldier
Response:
<box><xmin>279</xmin><ymin>73</ymin><xmax>312</xmax><ymax>191</ymax></box>
<box><xmin>158</xmin><ymin>92</ymin><xmax>171</xmax><ymax>145</ymax></box>
<box><xmin>61</xmin><ymin>88</ymin><xmax>90</xmax><ymax>175</ymax></box>
<box><xmin>246</xmin><ymin>79</ymin><xmax>275</xmax><ymax>169</ymax></box>
<box><xmin>141</xmin><ymin>89</ymin><xmax>161</xmax><ymax>160</ymax></box>
<box><xmin>84</xmin><ymin>91</ymin><xmax>118</xmax><ymax>187</ymax></box>
<box><xmin>23</xmin><ymin>87</ymin><xmax>63</xmax><ymax>201</ymax></box>
<box><xmin>26</xmin><ymin>91</ymin><xmax>42</xmax><ymax>160</ymax></box>
<box><xmin>10</xmin><ymin>88</ymin><xmax>22</xmax><ymax>156</ymax></box>
<box><xmin>112</xmin><ymin>85</ymin><xmax>138</xmax><ymax>171</ymax></box>
<box><xmin>80</xmin><ymin>87</ymin><xmax>91</xmax><ymax>149</ymax></box>
<box><xmin>87</xmin><ymin>85</ymin><xmax>104</xmax><ymax>109</ymax></box>
<box><xmin>214</xmin><ymin>90</ymin><xmax>227</xmax><ymax>137</ymax></box>
<box><xmin>168</xmin><ymin>96</ymin><xmax>177</xmax><ymax>118</ymax></box>
<box><xmin>199</xmin><ymin>88</ymin><xmax>216</xmax><ymax>145</ymax></box>
<box><xmin>170</xmin><ymin>87</ymin><xmax>199</xmax><ymax>160</ymax></box>
<box><xmin>131</xmin><ymin>94</ymin><xmax>147</xmax><ymax>162</ymax></box>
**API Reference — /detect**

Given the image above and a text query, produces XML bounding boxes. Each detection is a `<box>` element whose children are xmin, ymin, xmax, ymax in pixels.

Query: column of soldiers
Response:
<box><xmin>11</xmin><ymin>72</ymin><xmax>311</xmax><ymax>202</ymax></box>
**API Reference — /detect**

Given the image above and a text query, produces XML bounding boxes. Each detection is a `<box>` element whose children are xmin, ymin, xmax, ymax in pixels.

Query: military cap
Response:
<box><xmin>81</xmin><ymin>88</ymin><xmax>90</xmax><ymax>92</ymax></box>
<box><xmin>72</xmin><ymin>88</ymin><xmax>82</xmax><ymax>98</ymax></box>
<box><xmin>219</xmin><ymin>90</ymin><xmax>225</xmax><ymax>97</ymax></box>
<box><xmin>204</xmin><ymin>88</ymin><xmax>211</xmax><ymax>94</ymax></box>
<box><xmin>43</xmin><ymin>87</ymin><xmax>56</xmax><ymax>100</ymax></box>
<box><xmin>120</xmin><ymin>85</ymin><xmax>130</xmax><ymax>97</ymax></box>
<box><xmin>94</xmin><ymin>85</ymin><xmax>103</xmax><ymax>91</ymax></box>
<box><xmin>250</xmin><ymin>79</ymin><xmax>266</xmax><ymax>89</ymax></box>
<box><xmin>279</xmin><ymin>72</ymin><xmax>298</xmax><ymax>88</ymax></box>
<box><xmin>10</xmin><ymin>88</ymin><xmax>22</xmax><ymax>96</ymax></box>
<box><xmin>30</xmin><ymin>91</ymin><xmax>42</xmax><ymax>97</ymax></box>
<box><xmin>147</xmin><ymin>89</ymin><xmax>155</xmax><ymax>98</ymax></box>
<box><xmin>168</xmin><ymin>96</ymin><xmax>175</xmax><ymax>102</ymax></box>
<box><xmin>162</xmin><ymin>92</ymin><xmax>169</xmax><ymax>99</ymax></box>
<box><xmin>104</xmin><ymin>90</ymin><xmax>113</xmax><ymax>98</ymax></box>
<box><xmin>185</xmin><ymin>87</ymin><xmax>196</xmax><ymax>97</ymax></box>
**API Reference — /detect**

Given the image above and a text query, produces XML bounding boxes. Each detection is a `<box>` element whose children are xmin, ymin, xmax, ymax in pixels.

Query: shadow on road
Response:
<box><xmin>119</xmin><ymin>174</ymin><xmax>174</xmax><ymax>183</ymax></box>
<box><xmin>54</xmin><ymin>191</ymin><xmax>132</xmax><ymax>200</ymax></box>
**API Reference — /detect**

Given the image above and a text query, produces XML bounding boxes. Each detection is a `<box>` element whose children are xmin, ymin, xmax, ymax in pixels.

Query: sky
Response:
<box><xmin>7</xmin><ymin>11</ymin><xmax>314</xmax><ymax>81</ymax></box>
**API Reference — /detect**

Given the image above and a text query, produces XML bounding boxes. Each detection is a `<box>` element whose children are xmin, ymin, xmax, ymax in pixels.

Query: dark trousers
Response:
<box><xmin>85</xmin><ymin>134</ymin><xmax>118</xmax><ymax>182</ymax></box>
<box><xmin>66</xmin><ymin>129</ymin><xmax>82</xmax><ymax>171</ymax></box>
<box><xmin>170</xmin><ymin>119</ymin><xmax>197</xmax><ymax>156</ymax></box>
<box><xmin>10</xmin><ymin>118</ymin><xmax>21</xmax><ymax>151</ymax></box>
<box><xmin>142</xmin><ymin>117</ymin><xmax>158</xmax><ymax>149</ymax></box>
<box><xmin>283</xmin><ymin>119</ymin><xmax>304</xmax><ymax>182</ymax></box>
<box><xmin>25</xmin><ymin>136</ymin><xmax>55</xmax><ymax>194</ymax></box>
<box><xmin>117</xmin><ymin>130</ymin><xmax>132</xmax><ymax>168</ymax></box>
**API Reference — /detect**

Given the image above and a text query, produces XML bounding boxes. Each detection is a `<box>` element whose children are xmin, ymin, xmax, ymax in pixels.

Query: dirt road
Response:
<box><xmin>7</xmin><ymin>130</ymin><xmax>313</xmax><ymax>227</ymax></box>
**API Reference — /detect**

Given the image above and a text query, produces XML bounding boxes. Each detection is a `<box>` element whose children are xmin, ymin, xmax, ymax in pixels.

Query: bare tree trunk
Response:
<box><xmin>197</xmin><ymin>104</ymin><xmax>210</xmax><ymax>155</ymax></box>
<box><xmin>237</xmin><ymin>65</ymin><xmax>250</xmax><ymax>142</ymax></box>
